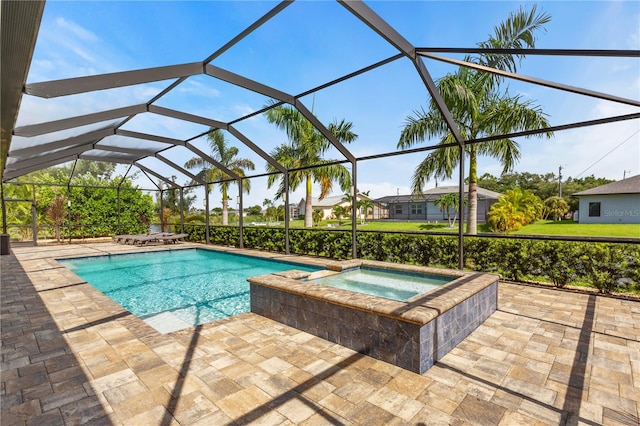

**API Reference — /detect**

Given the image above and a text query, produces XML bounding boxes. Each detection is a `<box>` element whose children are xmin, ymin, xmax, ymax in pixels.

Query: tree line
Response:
<box><xmin>477</xmin><ymin>172</ymin><xmax>613</xmax><ymax>212</ymax></box>
<box><xmin>2</xmin><ymin>161</ymin><xmax>155</xmax><ymax>241</ymax></box>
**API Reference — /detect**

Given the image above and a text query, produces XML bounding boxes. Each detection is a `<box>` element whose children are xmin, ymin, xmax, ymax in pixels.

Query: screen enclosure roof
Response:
<box><xmin>2</xmin><ymin>0</ymin><xmax>639</xmax><ymax>189</ymax></box>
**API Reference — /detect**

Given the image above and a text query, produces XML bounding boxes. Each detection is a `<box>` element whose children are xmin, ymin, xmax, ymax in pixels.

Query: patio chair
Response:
<box><xmin>127</xmin><ymin>234</ymin><xmax>161</xmax><ymax>246</ymax></box>
<box><xmin>113</xmin><ymin>234</ymin><xmax>134</xmax><ymax>244</ymax></box>
<box><xmin>156</xmin><ymin>233</ymin><xmax>188</xmax><ymax>244</ymax></box>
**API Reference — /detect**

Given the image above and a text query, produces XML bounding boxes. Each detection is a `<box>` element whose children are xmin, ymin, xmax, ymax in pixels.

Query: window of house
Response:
<box><xmin>410</xmin><ymin>203</ymin><xmax>423</xmax><ymax>215</ymax></box>
<box><xmin>394</xmin><ymin>204</ymin><xmax>403</xmax><ymax>215</ymax></box>
<box><xmin>588</xmin><ymin>202</ymin><xmax>601</xmax><ymax>217</ymax></box>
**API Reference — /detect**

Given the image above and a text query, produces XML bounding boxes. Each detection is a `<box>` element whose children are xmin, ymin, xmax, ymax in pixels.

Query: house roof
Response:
<box><xmin>573</xmin><ymin>175</ymin><xmax>640</xmax><ymax>196</ymax></box>
<box><xmin>374</xmin><ymin>185</ymin><xmax>501</xmax><ymax>203</ymax></box>
<box><xmin>311</xmin><ymin>195</ymin><xmax>347</xmax><ymax>207</ymax></box>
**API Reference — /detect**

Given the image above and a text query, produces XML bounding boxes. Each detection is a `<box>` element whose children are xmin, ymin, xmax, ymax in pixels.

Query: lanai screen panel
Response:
<box><xmin>2</xmin><ymin>0</ymin><xmax>638</xmax><ymax>205</ymax></box>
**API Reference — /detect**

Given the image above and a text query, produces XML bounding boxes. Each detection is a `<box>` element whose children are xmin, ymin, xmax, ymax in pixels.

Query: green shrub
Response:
<box><xmin>580</xmin><ymin>244</ymin><xmax>628</xmax><ymax>294</ymax></box>
<box><xmin>191</xmin><ymin>226</ymin><xmax>639</xmax><ymax>294</ymax></box>
<box><xmin>534</xmin><ymin>241</ymin><xmax>582</xmax><ymax>287</ymax></box>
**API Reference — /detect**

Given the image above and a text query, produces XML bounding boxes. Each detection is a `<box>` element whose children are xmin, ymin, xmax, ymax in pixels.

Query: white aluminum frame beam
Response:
<box><xmin>149</xmin><ymin>105</ymin><xmax>228</xmax><ymax>130</ymax></box>
<box><xmin>81</xmin><ymin>154</ymin><xmax>137</xmax><ymax>164</ymax></box>
<box><xmin>134</xmin><ymin>162</ymin><xmax>180</xmax><ymax>188</ymax></box>
<box><xmin>13</xmin><ymin>104</ymin><xmax>148</xmax><ymax>137</ymax></box>
<box><xmin>4</xmin><ymin>155</ymin><xmax>78</xmax><ymax>181</ymax></box>
<box><xmin>9</xmin><ymin>127</ymin><xmax>114</xmax><ymax>157</ymax></box>
<box><xmin>94</xmin><ymin>145</ymin><xmax>157</xmax><ymax>157</ymax></box>
<box><xmin>227</xmin><ymin>125</ymin><xmax>286</xmax><ymax>174</ymax></box>
<box><xmin>419</xmin><ymin>52</ymin><xmax>640</xmax><ymax>108</ymax></box>
<box><xmin>7</xmin><ymin>144</ymin><xmax>92</xmax><ymax>172</ymax></box>
<box><xmin>204</xmin><ymin>65</ymin><xmax>295</xmax><ymax>104</ymax></box>
<box><xmin>155</xmin><ymin>153</ymin><xmax>206</xmax><ymax>185</ymax></box>
<box><xmin>184</xmin><ymin>142</ymin><xmax>240</xmax><ymax>181</ymax></box>
<box><xmin>339</xmin><ymin>0</ymin><xmax>464</xmax><ymax>147</ymax></box>
<box><xmin>24</xmin><ymin>62</ymin><xmax>204</xmax><ymax>98</ymax></box>
<box><xmin>204</xmin><ymin>0</ymin><xmax>293</xmax><ymax>64</ymax></box>
<box><xmin>294</xmin><ymin>100</ymin><xmax>356</xmax><ymax>163</ymax></box>
<box><xmin>116</xmin><ymin>129</ymin><xmax>186</xmax><ymax>146</ymax></box>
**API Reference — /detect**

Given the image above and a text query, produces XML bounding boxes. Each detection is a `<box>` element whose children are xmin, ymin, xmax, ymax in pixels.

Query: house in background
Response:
<box><xmin>573</xmin><ymin>175</ymin><xmax>640</xmax><ymax>224</ymax></box>
<box><xmin>374</xmin><ymin>185</ymin><xmax>501</xmax><ymax>223</ymax></box>
<box><xmin>298</xmin><ymin>194</ymin><xmax>382</xmax><ymax>220</ymax></box>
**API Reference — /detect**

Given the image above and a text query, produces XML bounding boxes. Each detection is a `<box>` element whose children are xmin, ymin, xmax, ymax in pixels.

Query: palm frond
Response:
<box><xmin>410</xmin><ymin>146</ymin><xmax>459</xmax><ymax>194</ymax></box>
<box><xmin>477</xmin><ymin>5</ymin><xmax>551</xmax><ymax>74</ymax></box>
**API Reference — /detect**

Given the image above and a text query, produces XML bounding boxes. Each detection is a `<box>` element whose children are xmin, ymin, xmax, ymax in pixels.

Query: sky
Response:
<box><xmin>12</xmin><ymin>0</ymin><xmax>640</xmax><ymax>210</ymax></box>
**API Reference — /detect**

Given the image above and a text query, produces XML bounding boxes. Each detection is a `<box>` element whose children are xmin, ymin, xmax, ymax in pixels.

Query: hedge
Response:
<box><xmin>183</xmin><ymin>225</ymin><xmax>640</xmax><ymax>294</ymax></box>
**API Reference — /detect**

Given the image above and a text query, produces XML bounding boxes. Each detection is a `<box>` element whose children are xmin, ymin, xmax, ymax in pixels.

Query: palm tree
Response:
<box><xmin>543</xmin><ymin>196</ymin><xmax>569</xmax><ymax>221</ymax></box>
<box><xmin>434</xmin><ymin>193</ymin><xmax>465</xmax><ymax>227</ymax></box>
<box><xmin>397</xmin><ymin>6</ymin><xmax>553</xmax><ymax>235</ymax></box>
<box><xmin>332</xmin><ymin>205</ymin><xmax>348</xmax><ymax>226</ymax></box>
<box><xmin>357</xmin><ymin>198</ymin><xmax>374</xmax><ymax>224</ymax></box>
<box><xmin>344</xmin><ymin>190</ymin><xmax>374</xmax><ymax>224</ymax></box>
<box><xmin>185</xmin><ymin>129</ymin><xmax>255</xmax><ymax>225</ymax></box>
<box><xmin>265</xmin><ymin>103</ymin><xmax>357</xmax><ymax>227</ymax></box>
<box><xmin>312</xmin><ymin>208</ymin><xmax>324</xmax><ymax>226</ymax></box>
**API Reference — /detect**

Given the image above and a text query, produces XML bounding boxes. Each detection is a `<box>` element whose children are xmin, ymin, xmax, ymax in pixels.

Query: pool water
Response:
<box><xmin>60</xmin><ymin>249</ymin><xmax>318</xmax><ymax>328</ymax></box>
<box><xmin>307</xmin><ymin>268</ymin><xmax>453</xmax><ymax>301</ymax></box>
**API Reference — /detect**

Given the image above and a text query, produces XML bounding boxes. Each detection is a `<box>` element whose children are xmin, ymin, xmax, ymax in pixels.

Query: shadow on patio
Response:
<box><xmin>1</xmin><ymin>254</ymin><xmax>111</xmax><ymax>424</ymax></box>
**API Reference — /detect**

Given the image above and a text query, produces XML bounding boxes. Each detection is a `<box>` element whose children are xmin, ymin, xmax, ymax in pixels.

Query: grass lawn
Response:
<box><xmin>512</xmin><ymin>220</ymin><xmax>640</xmax><ymax>238</ymax></box>
<box><xmin>287</xmin><ymin>220</ymin><xmax>492</xmax><ymax>232</ymax></box>
<box><xmin>280</xmin><ymin>219</ymin><xmax>638</xmax><ymax>238</ymax></box>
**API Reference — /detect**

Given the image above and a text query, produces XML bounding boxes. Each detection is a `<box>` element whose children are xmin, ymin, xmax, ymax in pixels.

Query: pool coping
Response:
<box><xmin>248</xmin><ymin>259</ymin><xmax>500</xmax><ymax>326</ymax></box>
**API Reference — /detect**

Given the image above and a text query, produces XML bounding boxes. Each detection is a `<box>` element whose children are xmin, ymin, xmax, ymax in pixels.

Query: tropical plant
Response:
<box><xmin>312</xmin><ymin>208</ymin><xmax>324</xmax><ymax>226</ymax></box>
<box><xmin>262</xmin><ymin>199</ymin><xmax>274</xmax><ymax>222</ymax></box>
<box><xmin>156</xmin><ymin>176</ymin><xmax>196</xmax><ymax>216</ymax></box>
<box><xmin>160</xmin><ymin>207</ymin><xmax>172</xmax><ymax>232</ymax></box>
<box><xmin>332</xmin><ymin>205</ymin><xmax>349</xmax><ymax>226</ymax></box>
<box><xmin>397</xmin><ymin>6</ymin><xmax>553</xmax><ymax>235</ymax></box>
<box><xmin>358</xmin><ymin>198</ymin><xmax>374</xmax><ymax>224</ymax></box>
<box><xmin>264</xmin><ymin>103</ymin><xmax>357</xmax><ymax>227</ymax></box>
<box><xmin>434</xmin><ymin>193</ymin><xmax>466</xmax><ymax>227</ymax></box>
<box><xmin>246</xmin><ymin>205</ymin><xmax>262</xmax><ymax>216</ymax></box>
<box><xmin>543</xmin><ymin>196</ymin><xmax>569</xmax><ymax>221</ymax></box>
<box><xmin>343</xmin><ymin>190</ymin><xmax>374</xmax><ymax>224</ymax></box>
<box><xmin>185</xmin><ymin>129</ymin><xmax>255</xmax><ymax>225</ymax></box>
<box><xmin>46</xmin><ymin>194</ymin><xmax>66</xmax><ymax>241</ymax></box>
<box><xmin>487</xmin><ymin>188</ymin><xmax>543</xmax><ymax>232</ymax></box>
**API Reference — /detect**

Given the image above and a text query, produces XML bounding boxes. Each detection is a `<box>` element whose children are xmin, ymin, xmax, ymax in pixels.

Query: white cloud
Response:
<box><xmin>55</xmin><ymin>17</ymin><xmax>98</xmax><ymax>42</ymax></box>
<box><xmin>355</xmin><ymin>182</ymin><xmax>412</xmax><ymax>199</ymax></box>
<box><xmin>177</xmin><ymin>80</ymin><xmax>221</xmax><ymax>98</ymax></box>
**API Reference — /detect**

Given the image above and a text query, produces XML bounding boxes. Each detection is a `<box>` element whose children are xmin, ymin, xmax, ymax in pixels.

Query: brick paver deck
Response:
<box><xmin>2</xmin><ymin>243</ymin><xmax>639</xmax><ymax>425</ymax></box>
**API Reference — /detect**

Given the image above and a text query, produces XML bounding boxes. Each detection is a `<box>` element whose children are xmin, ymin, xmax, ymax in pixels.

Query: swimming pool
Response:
<box><xmin>306</xmin><ymin>267</ymin><xmax>453</xmax><ymax>301</ymax></box>
<box><xmin>60</xmin><ymin>248</ymin><xmax>319</xmax><ymax>332</ymax></box>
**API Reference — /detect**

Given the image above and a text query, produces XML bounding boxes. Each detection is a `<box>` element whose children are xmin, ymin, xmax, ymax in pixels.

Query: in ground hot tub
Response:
<box><xmin>249</xmin><ymin>260</ymin><xmax>499</xmax><ymax>374</ymax></box>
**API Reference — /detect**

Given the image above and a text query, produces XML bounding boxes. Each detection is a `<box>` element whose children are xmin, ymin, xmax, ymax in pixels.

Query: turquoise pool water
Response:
<box><xmin>307</xmin><ymin>268</ymin><xmax>453</xmax><ymax>301</ymax></box>
<box><xmin>60</xmin><ymin>249</ymin><xmax>318</xmax><ymax>327</ymax></box>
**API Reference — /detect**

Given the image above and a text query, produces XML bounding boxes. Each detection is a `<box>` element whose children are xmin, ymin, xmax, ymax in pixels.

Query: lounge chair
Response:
<box><xmin>128</xmin><ymin>234</ymin><xmax>161</xmax><ymax>246</ymax></box>
<box><xmin>156</xmin><ymin>233</ymin><xmax>188</xmax><ymax>244</ymax></box>
<box><xmin>113</xmin><ymin>234</ymin><xmax>134</xmax><ymax>244</ymax></box>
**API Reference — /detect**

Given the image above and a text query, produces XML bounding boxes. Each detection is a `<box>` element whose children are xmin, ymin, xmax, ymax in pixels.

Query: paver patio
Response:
<box><xmin>1</xmin><ymin>243</ymin><xmax>639</xmax><ymax>425</ymax></box>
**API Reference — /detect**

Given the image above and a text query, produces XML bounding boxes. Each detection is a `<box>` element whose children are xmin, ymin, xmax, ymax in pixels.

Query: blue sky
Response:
<box><xmin>14</xmin><ymin>0</ymin><xmax>640</xmax><ymax>209</ymax></box>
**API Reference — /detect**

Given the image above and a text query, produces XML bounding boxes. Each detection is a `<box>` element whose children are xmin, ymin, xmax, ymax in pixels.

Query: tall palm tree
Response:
<box><xmin>185</xmin><ymin>129</ymin><xmax>255</xmax><ymax>225</ymax></box>
<box><xmin>265</xmin><ymin>104</ymin><xmax>357</xmax><ymax>227</ymax></box>
<box><xmin>398</xmin><ymin>6</ymin><xmax>553</xmax><ymax>234</ymax></box>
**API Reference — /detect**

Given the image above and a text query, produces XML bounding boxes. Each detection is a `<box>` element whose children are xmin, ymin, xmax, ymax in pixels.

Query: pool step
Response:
<box><xmin>141</xmin><ymin>311</ymin><xmax>192</xmax><ymax>334</ymax></box>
